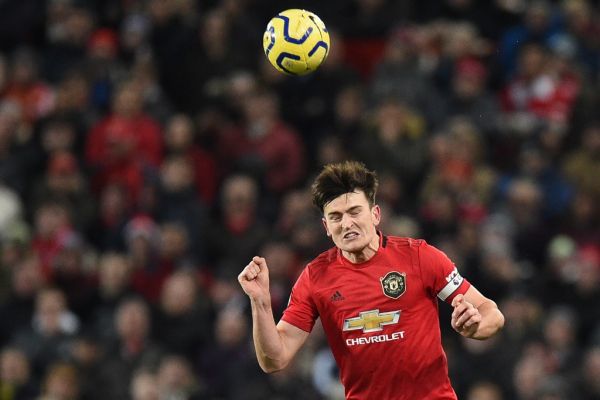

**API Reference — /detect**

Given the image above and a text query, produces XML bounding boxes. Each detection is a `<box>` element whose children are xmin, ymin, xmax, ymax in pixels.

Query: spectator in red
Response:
<box><xmin>30</xmin><ymin>202</ymin><xmax>77</xmax><ymax>281</ymax></box>
<box><xmin>86</xmin><ymin>80</ymin><xmax>163</xmax><ymax>169</ymax></box>
<box><xmin>217</xmin><ymin>88</ymin><xmax>305</xmax><ymax>195</ymax></box>
<box><xmin>125</xmin><ymin>215</ymin><xmax>166</xmax><ymax>303</ymax></box>
<box><xmin>501</xmin><ymin>43</ymin><xmax>580</xmax><ymax>125</ymax></box>
<box><xmin>164</xmin><ymin>114</ymin><xmax>217</xmax><ymax>206</ymax></box>
<box><xmin>32</xmin><ymin>152</ymin><xmax>95</xmax><ymax>232</ymax></box>
<box><xmin>4</xmin><ymin>48</ymin><xmax>54</xmax><ymax>123</ymax></box>
<box><xmin>86</xmin><ymin>117</ymin><xmax>145</xmax><ymax>205</ymax></box>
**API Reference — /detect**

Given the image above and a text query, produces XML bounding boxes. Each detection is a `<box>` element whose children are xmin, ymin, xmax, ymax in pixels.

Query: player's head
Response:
<box><xmin>311</xmin><ymin>161</ymin><xmax>381</xmax><ymax>254</ymax></box>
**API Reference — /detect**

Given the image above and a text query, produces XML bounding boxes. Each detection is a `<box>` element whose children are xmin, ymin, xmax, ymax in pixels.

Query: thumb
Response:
<box><xmin>451</xmin><ymin>294</ymin><xmax>464</xmax><ymax>308</ymax></box>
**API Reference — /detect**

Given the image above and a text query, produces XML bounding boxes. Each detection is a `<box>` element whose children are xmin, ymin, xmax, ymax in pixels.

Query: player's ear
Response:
<box><xmin>371</xmin><ymin>204</ymin><xmax>381</xmax><ymax>227</ymax></box>
<box><xmin>321</xmin><ymin>217</ymin><xmax>332</xmax><ymax>237</ymax></box>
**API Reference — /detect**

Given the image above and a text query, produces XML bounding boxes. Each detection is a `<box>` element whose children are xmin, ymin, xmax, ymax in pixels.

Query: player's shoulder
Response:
<box><xmin>384</xmin><ymin>235</ymin><xmax>427</xmax><ymax>250</ymax></box>
<box><xmin>304</xmin><ymin>247</ymin><xmax>338</xmax><ymax>279</ymax></box>
<box><xmin>307</xmin><ymin>247</ymin><xmax>338</xmax><ymax>270</ymax></box>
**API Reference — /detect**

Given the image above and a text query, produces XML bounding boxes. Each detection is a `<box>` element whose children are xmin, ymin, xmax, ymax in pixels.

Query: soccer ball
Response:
<box><xmin>263</xmin><ymin>9</ymin><xmax>330</xmax><ymax>76</ymax></box>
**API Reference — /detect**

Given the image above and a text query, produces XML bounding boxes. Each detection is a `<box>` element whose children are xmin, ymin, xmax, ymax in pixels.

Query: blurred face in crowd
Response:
<box><xmin>508</xmin><ymin>179</ymin><xmax>543</xmax><ymax>223</ymax></box>
<box><xmin>564</xmin><ymin>0</ymin><xmax>591</xmax><ymax>34</ymax></box>
<box><xmin>65</xmin><ymin>8</ymin><xmax>93</xmax><ymax>46</ymax></box>
<box><xmin>453</xmin><ymin>71</ymin><xmax>484</xmax><ymax>99</ymax></box>
<box><xmin>466</xmin><ymin>382</ymin><xmax>502</xmax><ymax>400</ymax></box>
<box><xmin>100</xmin><ymin>184</ymin><xmax>128</xmax><ymax>220</ymax></box>
<box><xmin>0</xmin><ymin>348</ymin><xmax>30</xmax><ymax>384</ymax></box>
<box><xmin>36</xmin><ymin>289</ymin><xmax>67</xmax><ymax>335</ymax></box>
<box><xmin>243</xmin><ymin>91</ymin><xmax>278</xmax><ymax>137</ymax></box>
<box><xmin>519</xmin><ymin>45</ymin><xmax>547</xmax><ymax>79</ymax></box>
<box><xmin>227</xmin><ymin>71</ymin><xmax>257</xmax><ymax>111</ymax></box>
<box><xmin>157</xmin><ymin>356</ymin><xmax>194</xmax><ymax>394</ymax></box>
<box><xmin>70</xmin><ymin>337</ymin><xmax>100</xmax><ymax>367</ymax></box>
<box><xmin>160</xmin><ymin>157</ymin><xmax>194</xmax><ymax>192</ymax></box>
<box><xmin>222</xmin><ymin>175</ymin><xmax>257</xmax><ymax>219</ymax></box>
<box><xmin>131</xmin><ymin>371</ymin><xmax>159</xmax><ymax>400</ymax></box>
<box><xmin>445</xmin><ymin>24</ymin><xmax>477</xmax><ymax>59</ymax></box>
<box><xmin>46</xmin><ymin>153</ymin><xmax>81</xmax><ymax>195</ymax></box>
<box><xmin>0</xmin><ymin>102</ymin><xmax>22</xmax><ymax>147</ymax></box>
<box><xmin>113</xmin><ymin>83</ymin><xmax>143</xmax><ymax>117</ymax></box>
<box><xmin>335</xmin><ymin>86</ymin><xmax>364</xmax><ymax>125</ymax></box>
<box><xmin>55</xmin><ymin>73</ymin><xmax>89</xmax><ymax>112</ymax></box>
<box><xmin>42</xmin><ymin>122</ymin><xmax>76</xmax><ymax>154</ymax></box>
<box><xmin>35</xmin><ymin>204</ymin><xmax>69</xmax><ymax>239</ymax></box>
<box><xmin>261</xmin><ymin>241</ymin><xmax>295</xmax><ymax>282</ymax></box>
<box><xmin>160</xmin><ymin>224</ymin><xmax>188</xmax><ymax>260</ymax></box>
<box><xmin>375</xmin><ymin>100</ymin><xmax>408</xmax><ymax>142</ymax></box>
<box><xmin>215</xmin><ymin>309</ymin><xmax>247</xmax><ymax>348</ymax></box>
<box><xmin>582</xmin><ymin>125</ymin><xmax>600</xmax><ymax>156</ymax></box>
<box><xmin>200</xmin><ymin>10</ymin><xmax>229</xmax><ymax>48</ymax></box>
<box><xmin>583</xmin><ymin>348</ymin><xmax>600</xmax><ymax>391</ymax></box>
<box><xmin>99</xmin><ymin>253</ymin><xmax>131</xmax><ymax>297</ymax></box>
<box><xmin>116</xmin><ymin>300</ymin><xmax>149</xmax><ymax>342</ymax></box>
<box><xmin>544</xmin><ymin>308</ymin><xmax>576</xmax><ymax>350</ymax></box>
<box><xmin>160</xmin><ymin>272</ymin><xmax>197</xmax><ymax>316</ymax></box>
<box><xmin>12</xmin><ymin>256</ymin><xmax>43</xmax><ymax>297</ymax></box>
<box><xmin>526</xmin><ymin>2</ymin><xmax>550</xmax><ymax>33</ymax></box>
<box><xmin>322</xmin><ymin>190</ymin><xmax>381</xmax><ymax>256</ymax></box>
<box><xmin>513</xmin><ymin>352</ymin><xmax>547</xmax><ymax>400</ymax></box>
<box><xmin>11</xmin><ymin>52</ymin><xmax>38</xmax><ymax>85</ymax></box>
<box><xmin>165</xmin><ymin>114</ymin><xmax>194</xmax><ymax>152</ymax></box>
<box><xmin>43</xmin><ymin>364</ymin><xmax>80</xmax><ymax>400</ymax></box>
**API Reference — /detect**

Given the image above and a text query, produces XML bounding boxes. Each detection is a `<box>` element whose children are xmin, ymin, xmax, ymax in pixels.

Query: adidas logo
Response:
<box><xmin>330</xmin><ymin>290</ymin><xmax>345</xmax><ymax>302</ymax></box>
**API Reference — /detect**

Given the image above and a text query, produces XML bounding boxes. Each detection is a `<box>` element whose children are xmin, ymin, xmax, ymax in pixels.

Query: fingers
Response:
<box><xmin>252</xmin><ymin>256</ymin><xmax>267</xmax><ymax>270</ymax></box>
<box><xmin>454</xmin><ymin>307</ymin><xmax>482</xmax><ymax>329</ymax></box>
<box><xmin>451</xmin><ymin>294</ymin><xmax>464</xmax><ymax>308</ymax></box>
<box><xmin>452</xmin><ymin>298</ymin><xmax>481</xmax><ymax>331</ymax></box>
<box><xmin>238</xmin><ymin>257</ymin><xmax>268</xmax><ymax>283</ymax></box>
<box><xmin>239</xmin><ymin>263</ymin><xmax>259</xmax><ymax>282</ymax></box>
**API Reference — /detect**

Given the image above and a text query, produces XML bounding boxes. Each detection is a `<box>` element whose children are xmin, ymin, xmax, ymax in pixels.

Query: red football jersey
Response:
<box><xmin>281</xmin><ymin>234</ymin><xmax>470</xmax><ymax>400</ymax></box>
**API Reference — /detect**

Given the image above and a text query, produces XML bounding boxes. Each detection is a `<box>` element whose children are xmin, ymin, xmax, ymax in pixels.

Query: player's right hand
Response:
<box><xmin>238</xmin><ymin>256</ymin><xmax>270</xmax><ymax>302</ymax></box>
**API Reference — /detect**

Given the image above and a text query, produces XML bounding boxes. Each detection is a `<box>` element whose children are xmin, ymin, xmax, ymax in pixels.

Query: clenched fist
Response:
<box><xmin>238</xmin><ymin>256</ymin><xmax>271</xmax><ymax>303</ymax></box>
<box><xmin>451</xmin><ymin>294</ymin><xmax>482</xmax><ymax>338</ymax></box>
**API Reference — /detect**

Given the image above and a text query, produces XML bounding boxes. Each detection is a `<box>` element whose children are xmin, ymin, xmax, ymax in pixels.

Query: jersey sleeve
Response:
<box><xmin>417</xmin><ymin>240</ymin><xmax>471</xmax><ymax>303</ymax></box>
<box><xmin>281</xmin><ymin>266</ymin><xmax>319</xmax><ymax>332</ymax></box>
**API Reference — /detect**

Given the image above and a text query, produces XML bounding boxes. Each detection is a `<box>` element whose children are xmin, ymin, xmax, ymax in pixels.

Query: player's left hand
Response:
<box><xmin>451</xmin><ymin>294</ymin><xmax>482</xmax><ymax>338</ymax></box>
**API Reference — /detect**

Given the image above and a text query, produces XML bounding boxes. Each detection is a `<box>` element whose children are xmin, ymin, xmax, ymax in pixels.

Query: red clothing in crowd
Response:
<box><xmin>501</xmin><ymin>72</ymin><xmax>580</xmax><ymax>123</ymax></box>
<box><xmin>86</xmin><ymin>115</ymin><xmax>163</xmax><ymax>168</ymax></box>
<box><xmin>218</xmin><ymin>121</ymin><xmax>305</xmax><ymax>193</ymax></box>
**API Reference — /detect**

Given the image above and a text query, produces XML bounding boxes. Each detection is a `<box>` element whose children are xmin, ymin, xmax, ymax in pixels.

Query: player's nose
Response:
<box><xmin>340</xmin><ymin>213</ymin><xmax>354</xmax><ymax>229</ymax></box>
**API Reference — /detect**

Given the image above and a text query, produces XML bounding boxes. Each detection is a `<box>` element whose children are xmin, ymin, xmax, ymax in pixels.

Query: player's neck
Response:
<box><xmin>341</xmin><ymin>233</ymin><xmax>380</xmax><ymax>264</ymax></box>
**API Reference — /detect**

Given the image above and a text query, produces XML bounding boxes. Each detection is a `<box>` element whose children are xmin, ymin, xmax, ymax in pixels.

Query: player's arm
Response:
<box><xmin>239</xmin><ymin>256</ymin><xmax>310</xmax><ymax>373</ymax></box>
<box><xmin>451</xmin><ymin>285</ymin><xmax>505</xmax><ymax>340</ymax></box>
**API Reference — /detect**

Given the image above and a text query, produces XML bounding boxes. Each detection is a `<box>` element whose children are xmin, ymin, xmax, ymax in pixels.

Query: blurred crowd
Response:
<box><xmin>0</xmin><ymin>0</ymin><xmax>599</xmax><ymax>399</ymax></box>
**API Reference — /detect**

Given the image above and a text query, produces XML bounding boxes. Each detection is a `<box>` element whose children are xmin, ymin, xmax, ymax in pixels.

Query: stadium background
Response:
<box><xmin>0</xmin><ymin>0</ymin><xmax>599</xmax><ymax>399</ymax></box>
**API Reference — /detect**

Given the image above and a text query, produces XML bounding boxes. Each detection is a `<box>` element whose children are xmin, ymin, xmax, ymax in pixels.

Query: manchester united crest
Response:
<box><xmin>380</xmin><ymin>271</ymin><xmax>406</xmax><ymax>299</ymax></box>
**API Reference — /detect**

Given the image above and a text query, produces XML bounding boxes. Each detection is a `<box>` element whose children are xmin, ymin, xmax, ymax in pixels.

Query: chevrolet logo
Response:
<box><xmin>343</xmin><ymin>309</ymin><xmax>401</xmax><ymax>333</ymax></box>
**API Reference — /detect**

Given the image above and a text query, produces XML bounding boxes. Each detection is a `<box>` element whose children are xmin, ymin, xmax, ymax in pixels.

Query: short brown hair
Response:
<box><xmin>311</xmin><ymin>161</ymin><xmax>379</xmax><ymax>212</ymax></box>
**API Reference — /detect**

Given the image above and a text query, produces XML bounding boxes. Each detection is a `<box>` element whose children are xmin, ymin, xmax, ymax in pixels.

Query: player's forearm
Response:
<box><xmin>471</xmin><ymin>300</ymin><xmax>505</xmax><ymax>340</ymax></box>
<box><xmin>250</xmin><ymin>298</ymin><xmax>289</xmax><ymax>373</ymax></box>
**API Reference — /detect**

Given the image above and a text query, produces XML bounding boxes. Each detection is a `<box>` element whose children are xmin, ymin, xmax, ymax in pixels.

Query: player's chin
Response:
<box><xmin>339</xmin><ymin>240</ymin><xmax>367</xmax><ymax>253</ymax></box>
